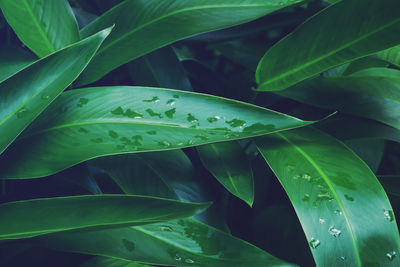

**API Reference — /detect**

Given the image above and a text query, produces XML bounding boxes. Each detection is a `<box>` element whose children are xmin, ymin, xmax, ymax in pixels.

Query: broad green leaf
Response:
<box><xmin>255</xmin><ymin>0</ymin><xmax>400</xmax><ymax>91</ymax></box>
<box><xmin>276</xmin><ymin>68</ymin><xmax>400</xmax><ymax>130</ymax></box>
<box><xmin>197</xmin><ymin>141</ymin><xmax>254</xmax><ymax>206</ymax></box>
<box><xmin>0</xmin><ymin>0</ymin><xmax>80</xmax><ymax>57</ymax></box>
<box><xmin>0</xmin><ymin>45</ymin><xmax>36</xmax><ymax>82</ymax></box>
<box><xmin>256</xmin><ymin>127</ymin><xmax>400</xmax><ymax>266</ymax></box>
<box><xmin>377</xmin><ymin>45</ymin><xmax>400</xmax><ymax>67</ymax></box>
<box><xmin>341</xmin><ymin>57</ymin><xmax>388</xmax><ymax>76</ymax></box>
<box><xmin>127</xmin><ymin>46</ymin><xmax>192</xmax><ymax>91</ymax></box>
<box><xmin>77</xmin><ymin>0</ymin><xmax>304</xmax><ymax>85</ymax></box>
<box><xmin>0</xmin><ymin>27</ymin><xmax>111</xmax><ymax>155</ymax></box>
<box><xmin>38</xmin><ymin>219</ymin><xmax>294</xmax><ymax>267</ymax></box>
<box><xmin>0</xmin><ymin>195</ymin><xmax>209</xmax><ymax>240</ymax></box>
<box><xmin>80</xmin><ymin>257</ymin><xmax>151</xmax><ymax>267</ymax></box>
<box><xmin>0</xmin><ymin>86</ymin><xmax>312</xmax><ymax>179</ymax></box>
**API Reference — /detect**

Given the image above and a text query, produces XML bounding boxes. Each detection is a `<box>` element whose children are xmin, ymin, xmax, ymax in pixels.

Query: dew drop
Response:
<box><xmin>194</xmin><ymin>134</ymin><xmax>209</xmax><ymax>141</ymax></box>
<box><xmin>143</xmin><ymin>96</ymin><xmax>160</xmax><ymax>103</ymax></box>
<box><xmin>173</xmin><ymin>94</ymin><xmax>180</xmax><ymax>99</ymax></box>
<box><xmin>309</xmin><ymin>238</ymin><xmax>320</xmax><ymax>249</ymax></box>
<box><xmin>77</xmin><ymin>97</ymin><xmax>89</xmax><ymax>107</ymax></box>
<box><xmin>319</xmin><ymin>218</ymin><xmax>326</xmax><ymax>224</ymax></box>
<box><xmin>302</xmin><ymin>173</ymin><xmax>311</xmax><ymax>181</ymax></box>
<box><xmin>344</xmin><ymin>194</ymin><xmax>354</xmax><ymax>201</ymax></box>
<box><xmin>340</xmin><ymin>256</ymin><xmax>346</xmax><ymax>261</ymax></box>
<box><xmin>293</xmin><ymin>174</ymin><xmax>300</xmax><ymax>180</ymax></box>
<box><xmin>207</xmin><ymin>117</ymin><xmax>219</xmax><ymax>123</ymax></box>
<box><xmin>108</xmin><ymin>130</ymin><xmax>118</xmax><ymax>139</ymax></box>
<box><xmin>41</xmin><ymin>94</ymin><xmax>50</xmax><ymax>100</ymax></box>
<box><xmin>185</xmin><ymin>259</ymin><xmax>195</xmax><ymax>264</ymax></box>
<box><xmin>158</xmin><ymin>141</ymin><xmax>171</xmax><ymax>147</ymax></box>
<box><xmin>146</xmin><ymin>130</ymin><xmax>157</xmax><ymax>135</ymax></box>
<box><xmin>175</xmin><ymin>254</ymin><xmax>182</xmax><ymax>261</ymax></box>
<box><xmin>386</xmin><ymin>251</ymin><xmax>396</xmax><ymax>261</ymax></box>
<box><xmin>165</xmin><ymin>108</ymin><xmax>176</xmax><ymax>119</ymax></box>
<box><xmin>166</xmin><ymin>99</ymin><xmax>176</xmax><ymax>106</ymax></box>
<box><xmin>225</xmin><ymin>119</ymin><xmax>246</xmax><ymax>128</ymax></box>
<box><xmin>384</xmin><ymin>209</ymin><xmax>394</xmax><ymax>222</ymax></box>
<box><xmin>317</xmin><ymin>193</ymin><xmax>333</xmax><ymax>201</ymax></box>
<box><xmin>146</xmin><ymin>108</ymin><xmax>162</xmax><ymax>118</ymax></box>
<box><xmin>16</xmin><ymin>108</ymin><xmax>28</xmax><ymax>118</ymax></box>
<box><xmin>302</xmin><ymin>194</ymin><xmax>310</xmax><ymax>202</ymax></box>
<box><xmin>111</xmin><ymin>106</ymin><xmax>124</xmax><ymax>115</ymax></box>
<box><xmin>328</xmin><ymin>226</ymin><xmax>341</xmax><ymax>237</ymax></box>
<box><xmin>124</xmin><ymin>109</ymin><xmax>143</xmax><ymax>118</ymax></box>
<box><xmin>187</xmin><ymin>113</ymin><xmax>199</xmax><ymax>123</ymax></box>
<box><xmin>160</xmin><ymin>225</ymin><xmax>173</xmax><ymax>232</ymax></box>
<box><xmin>334</xmin><ymin>210</ymin><xmax>343</xmax><ymax>215</ymax></box>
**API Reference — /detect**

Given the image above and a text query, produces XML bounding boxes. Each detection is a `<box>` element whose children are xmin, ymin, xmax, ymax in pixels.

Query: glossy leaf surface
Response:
<box><xmin>77</xmin><ymin>0</ymin><xmax>304</xmax><ymax>85</ymax></box>
<box><xmin>0</xmin><ymin>45</ymin><xmax>36</xmax><ymax>82</ymax></box>
<box><xmin>256</xmin><ymin>0</ymin><xmax>400</xmax><ymax>91</ymax></box>
<box><xmin>39</xmin><ymin>219</ymin><xmax>293</xmax><ymax>267</ymax></box>
<box><xmin>0</xmin><ymin>195</ymin><xmax>209</xmax><ymax>240</ymax></box>
<box><xmin>276</xmin><ymin>68</ymin><xmax>400</xmax><ymax>130</ymax></box>
<box><xmin>256</xmin><ymin>127</ymin><xmax>400</xmax><ymax>266</ymax></box>
<box><xmin>0</xmin><ymin>86</ymin><xmax>312</xmax><ymax>178</ymax></box>
<box><xmin>0</xmin><ymin>0</ymin><xmax>80</xmax><ymax>57</ymax></box>
<box><xmin>0</xmin><ymin>28</ymin><xmax>111</xmax><ymax>155</ymax></box>
<box><xmin>197</xmin><ymin>141</ymin><xmax>254</xmax><ymax>206</ymax></box>
<box><xmin>377</xmin><ymin>45</ymin><xmax>400</xmax><ymax>67</ymax></box>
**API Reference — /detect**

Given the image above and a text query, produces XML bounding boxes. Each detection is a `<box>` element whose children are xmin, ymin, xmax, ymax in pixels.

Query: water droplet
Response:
<box><xmin>225</xmin><ymin>119</ymin><xmax>246</xmax><ymax>128</ymax></box>
<box><xmin>187</xmin><ymin>140</ymin><xmax>195</xmax><ymax>145</ymax></box>
<box><xmin>16</xmin><ymin>108</ymin><xmax>28</xmax><ymax>118</ymax></box>
<box><xmin>122</xmin><ymin>239</ymin><xmax>135</xmax><ymax>252</ymax></box>
<box><xmin>77</xmin><ymin>98</ymin><xmax>89</xmax><ymax>107</ymax></box>
<box><xmin>386</xmin><ymin>251</ymin><xmax>396</xmax><ymax>261</ymax></box>
<box><xmin>160</xmin><ymin>226</ymin><xmax>173</xmax><ymax>232</ymax></box>
<box><xmin>207</xmin><ymin>116</ymin><xmax>220</xmax><ymax>123</ymax></box>
<box><xmin>344</xmin><ymin>194</ymin><xmax>354</xmax><ymax>201</ymax></box>
<box><xmin>143</xmin><ymin>96</ymin><xmax>160</xmax><ymax>103</ymax></box>
<box><xmin>340</xmin><ymin>256</ymin><xmax>346</xmax><ymax>261</ymax></box>
<box><xmin>131</xmin><ymin>135</ymin><xmax>143</xmax><ymax>146</ymax></box>
<box><xmin>185</xmin><ymin>259</ymin><xmax>195</xmax><ymax>264</ymax></box>
<box><xmin>302</xmin><ymin>194</ymin><xmax>310</xmax><ymax>202</ymax></box>
<box><xmin>41</xmin><ymin>94</ymin><xmax>50</xmax><ymax>100</ymax></box>
<box><xmin>109</xmin><ymin>130</ymin><xmax>118</xmax><ymax>139</ymax></box>
<box><xmin>328</xmin><ymin>226</ymin><xmax>341</xmax><ymax>237</ymax></box>
<box><xmin>146</xmin><ymin>130</ymin><xmax>157</xmax><ymax>135</ymax></box>
<box><xmin>302</xmin><ymin>173</ymin><xmax>311</xmax><ymax>181</ymax></box>
<box><xmin>166</xmin><ymin>99</ymin><xmax>176</xmax><ymax>106</ymax></box>
<box><xmin>158</xmin><ymin>141</ymin><xmax>171</xmax><ymax>147</ymax></box>
<box><xmin>78</xmin><ymin>127</ymin><xmax>89</xmax><ymax>133</ymax></box>
<box><xmin>165</xmin><ymin>108</ymin><xmax>176</xmax><ymax>119</ymax></box>
<box><xmin>334</xmin><ymin>210</ymin><xmax>343</xmax><ymax>215</ymax></box>
<box><xmin>124</xmin><ymin>109</ymin><xmax>143</xmax><ymax>118</ymax></box>
<box><xmin>187</xmin><ymin>113</ymin><xmax>198</xmax><ymax>123</ymax></box>
<box><xmin>111</xmin><ymin>106</ymin><xmax>124</xmax><ymax>115</ymax></box>
<box><xmin>173</xmin><ymin>94</ymin><xmax>180</xmax><ymax>99</ymax></box>
<box><xmin>194</xmin><ymin>134</ymin><xmax>209</xmax><ymax>141</ymax></box>
<box><xmin>317</xmin><ymin>193</ymin><xmax>333</xmax><ymax>201</ymax></box>
<box><xmin>146</xmin><ymin>108</ymin><xmax>162</xmax><ymax>118</ymax></box>
<box><xmin>319</xmin><ymin>218</ymin><xmax>326</xmax><ymax>224</ymax></box>
<box><xmin>309</xmin><ymin>238</ymin><xmax>320</xmax><ymax>249</ymax></box>
<box><xmin>175</xmin><ymin>254</ymin><xmax>182</xmax><ymax>261</ymax></box>
<box><xmin>91</xmin><ymin>138</ymin><xmax>103</xmax><ymax>143</ymax></box>
<box><xmin>293</xmin><ymin>174</ymin><xmax>300</xmax><ymax>179</ymax></box>
<box><xmin>384</xmin><ymin>209</ymin><xmax>394</xmax><ymax>222</ymax></box>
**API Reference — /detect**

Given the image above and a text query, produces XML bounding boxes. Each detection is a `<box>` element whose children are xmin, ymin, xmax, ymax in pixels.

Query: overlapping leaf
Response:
<box><xmin>256</xmin><ymin>127</ymin><xmax>400</xmax><ymax>266</ymax></box>
<box><xmin>256</xmin><ymin>0</ymin><xmax>400</xmax><ymax>91</ymax></box>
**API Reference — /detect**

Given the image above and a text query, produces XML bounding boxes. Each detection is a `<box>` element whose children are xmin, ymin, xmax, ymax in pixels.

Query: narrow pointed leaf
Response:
<box><xmin>0</xmin><ymin>45</ymin><xmax>36</xmax><ymax>82</ymax></box>
<box><xmin>256</xmin><ymin>127</ymin><xmax>400</xmax><ymax>266</ymax></box>
<box><xmin>255</xmin><ymin>0</ymin><xmax>400</xmax><ymax>91</ymax></box>
<box><xmin>0</xmin><ymin>195</ymin><xmax>210</xmax><ymax>240</ymax></box>
<box><xmin>197</xmin><ymin>141</ymin><xmax>254</xmax><ymax>206</ymax></box>
<box><xmin>0</xmin><ymin>86</ymin><xmax>312</xmax><ymax>178</ymax></box>
<box><xmin>377</xmin><ymin>45</ymin><xmax>400</xmax><ymax>67</ymax></box>
<box><xmin>77</xmin><ymin>0</ymin><xmax>304</xmax><ymax>85</ymax></box>
<box><xmin>0</xmin><ymin>27</ymin><xmax>111</xmax><ymax>155</ymax></box>
<box><xmin>276</xmin><ymin>68</ymin><xmax>400</xmax><ymax>130</ymax></box>
<box><xmin>0</xmin><ymin>0</ymin><xmax>80</xmax><ymax>57</ymax></box>
<box><xmin>38</xmin><ymin>219</ymin><xmax>294</xmax><ymax>267</ymax></box>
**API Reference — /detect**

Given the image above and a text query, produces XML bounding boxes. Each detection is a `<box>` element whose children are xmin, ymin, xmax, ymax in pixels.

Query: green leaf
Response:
<box><xmin>0</xmin><ymin>45</ymin><xmax>36</xmax><ymax>82</ymax></box>
<box><xmin>0</xmin><ymin>194</ymin><xmax>210</xmax><ymax>240</ymax></box>
<box><xmin>256</xmin><ymin>127</ymin><xmax>400</xmax><ymax>266</ymax></box>
<box><xmin>38</xmin><ymin>219</ymin><xmax>294</xmax><ymax>267</ymax></box>
<box><xmin>0</xmin><ymin>86</ymin><xmax>312</xmax><ymax>179</ymax></box>
<box><xmin>276</xmin><ymin>68</ymin><xmax>400</xmax><ymax>130</ymax></box>
<box><xmin>0</xmin><ymin>0</ymin><xmax>80</xmax><ymax>57</ymax></box>
<box><xmin>0</xmin><ymin>27</ymin><xmax>111</xmax><ymax>155</ymax></box>
<box><xmin>377</xmin><ymin>45</ymin><xmax>400</xmax><ymax>67</ymax></box>
<box><xmin>255</xmin><ymin>0</ymin><xmax>400</xmax><ymax>91</ymax></box>
<box><xmin>80</xmin><ymin>257</ymin><xmax>152</xmax><ymax>267</ymax></box>
<box><xmin>197</xmin><ymin>141</ymin><xmax>254</xmax><ymax>206</ymax></box>
<box><xmin>77</xmin><ymin>0</ymin><xmax>304</xmax><ymax>85</ymax></box>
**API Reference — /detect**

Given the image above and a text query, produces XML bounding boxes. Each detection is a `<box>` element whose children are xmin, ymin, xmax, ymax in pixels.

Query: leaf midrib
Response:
<box><xmin>95</xmin><ymin>3</ymin><xmax>284</xmax><ymax>56</ymax></box>
<box><xmin>21</xmin><ymin>0</ymin><xmax>55</xmax><ymax>54</ymax></box>
<box><xmin>258</xmin><ymin>16</ymin><xmax>400</xmax><ymax>88</ymax></box>
<box><xmin>275</xmin><ymin>132</ymin><xmax>362</xmax><ymax>267</ymax></box>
